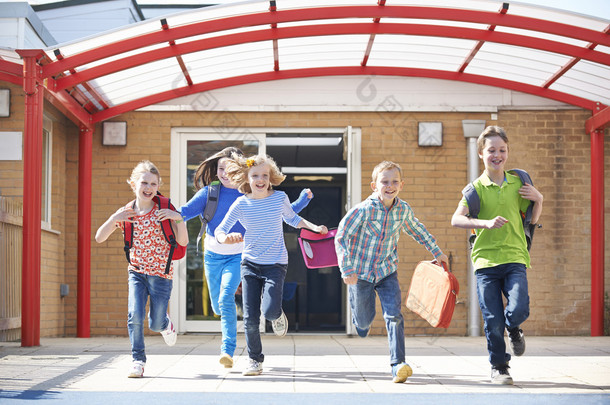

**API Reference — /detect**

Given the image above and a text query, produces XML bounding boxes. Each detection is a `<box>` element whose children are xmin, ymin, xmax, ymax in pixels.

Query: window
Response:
<box><xmin>41</xmin><ymin>116</ymin><xmax>52</xmax><ymax>227</ymax></box>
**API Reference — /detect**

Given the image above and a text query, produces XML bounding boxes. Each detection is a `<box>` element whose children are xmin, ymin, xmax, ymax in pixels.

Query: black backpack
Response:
<box><xmin>462</xmin><ymin>169</ymin><xmax>540</xmax><ymax>251</ymax></box>
<box><xmin>196</xmin><ymin>181</ymin><xmax>220</xmax><ymax>253</ymax></box>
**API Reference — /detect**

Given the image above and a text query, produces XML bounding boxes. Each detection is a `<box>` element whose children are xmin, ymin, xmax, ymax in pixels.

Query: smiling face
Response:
<box><xmin>131</xmin><ymin>171</ymin><xmax>159</xmax><ymax>204</ymax></box>
<box><xmin>371</xmin><ymin>167</ymin><xmax>403</xmax><ymax>208</ymax></box>
<box><xmin>247</xmin><ymin>163</ymin><xmax>271</xmax><ymax>198</ymax></box>
<box><xmin>217</xmin><ymin>157</ymin><xmax>235</xmax><ymax>188</ymax></box>
<box><xmin>479</xmin><ymin>135</ymin><xmax>508</xmax><ymax>175</ymax></box>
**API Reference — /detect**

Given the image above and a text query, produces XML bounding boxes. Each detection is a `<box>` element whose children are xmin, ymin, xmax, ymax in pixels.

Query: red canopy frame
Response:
<box><xmin>2</xmin><ymin>3</ymin><xmax>606</xmax><ymax>345</ymax></box>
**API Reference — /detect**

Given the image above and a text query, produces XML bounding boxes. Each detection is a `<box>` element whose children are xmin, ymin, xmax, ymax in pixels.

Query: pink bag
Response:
<box><xmin>297</xmin><ymin>228</ymin><xmax>338</xmax><ymax>269</ymax></box>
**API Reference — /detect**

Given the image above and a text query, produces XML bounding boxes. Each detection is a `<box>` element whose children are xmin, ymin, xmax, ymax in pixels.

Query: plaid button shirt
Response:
<box><xmin>335</xmin><ymin>194</ymin><xmax>442</xmax><ymax>283</ymax></box>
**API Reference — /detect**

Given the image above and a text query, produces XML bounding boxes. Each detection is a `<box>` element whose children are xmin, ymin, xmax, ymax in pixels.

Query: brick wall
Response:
<box><xmin>83</xmin><ymin>109</ymin><xmax>608</xmax><ymax>337</ymax></box>
<box><xmin>1</xmin><ymin>91</ymin><xmax>608</xmax><ymax>338</ymax></box>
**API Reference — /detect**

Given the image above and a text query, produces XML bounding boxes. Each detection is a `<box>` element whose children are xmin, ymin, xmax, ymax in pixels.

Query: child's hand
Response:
<box><xmin>112</xmin><ymin>206</ymin><xmax>136</xmax><ymax>225</ymax></box>
<box><xmin>343</xmin><ymin>274</ymin><xmax>358</xmax><ymax>285</ymax></box>
<box><xmin>485</xmin><ymin>216</ymin><xmax>508</xmax><ymax>229</ymax></box>
<box><xmin>304</xmin><ymin>188</ymin><xmax>313</xmax><ymax>199</ymax></box>
<box><xmin>224</xmin><ymin>232</ymin><xmax>244</xmax><ymax>244</ymax></box>
<box><xmin>437</xmin><ymin>254</ymin><xmax>449</xmax><ymax>268</ymax></box>
<box><xmin>157</xmin><ymin>208</ymin><xmax>182</xmax><ymax>222</ymax></box>
<box><xmin>519</xmin><ymin>183</ymin><xmax>543</xmax><ymax>203</ymax></box>
<box><xmin>317</xmin><ymin>225</ymin><xmax>328</xmax><ymax>234</ymax></box>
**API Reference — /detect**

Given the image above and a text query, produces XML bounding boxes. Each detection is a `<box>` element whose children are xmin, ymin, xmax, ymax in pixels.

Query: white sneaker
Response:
<box><xmin>219</xmin><ymin>353</ymin><xmax>233</xmax><ymax>368</ymax></box>
<box><xmin>160</xmin><ymin>316</ymin><xmax>177</xmax><ymax>346</ymax></box>
<box><xmin>242</xmin><ymin>358</ymin><xmax>263</xmax><ymax>376</ymax></box>
<box><xmin>271</xmin><ymin>310</ymin><xmax>288</xmax><ymax>337</ymax></box>
<box><xmin>128</xmin><ymin>360</ymin><xmax>145</xmax><ymax>378</ymax></box>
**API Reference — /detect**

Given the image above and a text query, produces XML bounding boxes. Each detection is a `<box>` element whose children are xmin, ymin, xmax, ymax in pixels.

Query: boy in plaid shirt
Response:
<box><xmin>335</xmin><ymin>161</ymin><xmax>448</xmax><ymax>383</ymax></box>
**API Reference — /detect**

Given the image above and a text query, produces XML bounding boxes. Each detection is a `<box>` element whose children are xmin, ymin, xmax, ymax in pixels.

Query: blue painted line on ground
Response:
<box><xmin>0</xmin><ymin>391</ymin><xmax>608</xmax><ymax>405</ymax></box>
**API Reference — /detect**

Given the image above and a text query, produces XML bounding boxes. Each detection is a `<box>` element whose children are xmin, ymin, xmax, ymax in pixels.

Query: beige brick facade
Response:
<box><xmin>1</xmin><ymin>83</ymin><xmax>609</xmax><ymax>338</ymax></box>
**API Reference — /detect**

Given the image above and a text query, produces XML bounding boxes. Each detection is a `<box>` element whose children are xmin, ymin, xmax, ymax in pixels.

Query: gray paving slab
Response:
<box><xmin>0</xmin><ymin>335</ymin><xmax>609</xmax><ymax>404</ymax></box>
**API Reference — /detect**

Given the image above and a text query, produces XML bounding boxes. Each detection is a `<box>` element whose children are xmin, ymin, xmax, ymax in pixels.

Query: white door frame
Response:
<box><xmin>169</xmin><ymin>126</ymin><xmax>361</xmax><ymax>334</ymax></box>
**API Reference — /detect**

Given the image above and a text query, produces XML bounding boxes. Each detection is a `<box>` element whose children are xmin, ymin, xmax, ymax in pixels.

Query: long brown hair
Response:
<box><xmin>192</xmin><ymin>146</ymin><xmax>244</xmax><ymax>190</ymax></box>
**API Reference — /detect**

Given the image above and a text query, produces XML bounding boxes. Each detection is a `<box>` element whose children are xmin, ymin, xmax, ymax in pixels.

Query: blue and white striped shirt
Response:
<box><xmin>335</xmin><ymin>194</ymin><xmax>443</xmax><ymax>283</ymax></box>
<box><xmin>215</xmin><ymin>190</ymin><xmax>303</xmax><ymax>265</ymax></box>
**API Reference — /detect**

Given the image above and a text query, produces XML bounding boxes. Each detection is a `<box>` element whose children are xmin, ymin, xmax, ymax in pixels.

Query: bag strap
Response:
<box><xmin>154</xmin><ymin>193</ymin><xmax>178</xmax><ymax>274</ymax></box>
<box><xmin>123</xmin><ymin>200</ymin><xmax>136</xmax><ymax>267</ymax></box>
<box><xmin>196</xmin><ymin>181</ymin><xmax>221</xmax><ymax>253</ymax></box>
<box><xmin>508</xmin><ymin>168</ymin><xmax>537</xmax><ymax>251</ymax></box>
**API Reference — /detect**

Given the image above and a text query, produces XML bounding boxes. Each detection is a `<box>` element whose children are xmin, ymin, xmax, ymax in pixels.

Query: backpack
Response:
<box><xmin>123</xmin><ymin>192</ymin><xmax>186</xmax><ymax>274</ymax></box>
<box><xmin>196</xmin><ymin>181</ymin><xmax>220</xmax><ymax>253</ymax></box>
<box><xmin>461</xmin><ymin>169</ymin><xmax>540</xmax><ymax>251</ymax></box>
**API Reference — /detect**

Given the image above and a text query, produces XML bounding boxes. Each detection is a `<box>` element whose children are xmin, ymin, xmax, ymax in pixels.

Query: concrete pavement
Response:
<box><xmin>1</xmin><ymin>334</ymin><xmax>609</xmax><ymax>404</ymax></box>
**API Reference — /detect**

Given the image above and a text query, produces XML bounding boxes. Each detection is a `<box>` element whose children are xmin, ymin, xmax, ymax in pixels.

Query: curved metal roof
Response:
<box><xmin>9</xmin><ymin>0</ymin><xmax>610</xmax><ymax>129</ymax></box>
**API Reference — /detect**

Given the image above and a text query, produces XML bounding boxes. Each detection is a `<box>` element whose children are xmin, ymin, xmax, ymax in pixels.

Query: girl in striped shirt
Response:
<box><xmin>215</xmin><ymin>154</ymin><xmax>327</xmax><ymax>376</ymax></box>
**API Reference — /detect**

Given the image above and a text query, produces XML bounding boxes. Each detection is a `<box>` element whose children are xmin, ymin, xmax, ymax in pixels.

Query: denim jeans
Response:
<box><xmin>127</xmin><ymin>271</ymin><xmax>173</xmax><ymax>363</ymax></box>
<box><xmin>348</xmin><ymin>271</ymin><xmax>405</xmax><ymax>365</ymax></box>
<box><xmin>476</xmin><ymin>263</ymin><xmax>530</xmax><ymax>367</ymax></box>
<box><xmin>204</xmin><ymin>250</ymin><xmax>242</xmax><ymax>357</ymax></box>
<box><xmin>241</xmin><ymin>259</ymin><xmax>287</xmax><ymax>363</ymax></box>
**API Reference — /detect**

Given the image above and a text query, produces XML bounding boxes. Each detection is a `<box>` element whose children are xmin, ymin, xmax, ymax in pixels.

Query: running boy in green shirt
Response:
<box><xmin>451</xmin><ymin>126</ymin><xmax>543</xmax><ymax>385</ymax></box>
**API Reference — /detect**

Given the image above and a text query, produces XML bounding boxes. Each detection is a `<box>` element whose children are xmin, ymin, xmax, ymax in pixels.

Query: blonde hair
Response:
<box><xmin>225</xmin><ymin>154</ymin><xmax>285</xmax><ymax>194</ymax></box>
<box><xmin>192</xmin><ymin>146</ymin><xmax>244</xmax><ymax>190</ymax></box>
<box><xmin>477</xmin><ymin>126</ymin><xmax>509</xmax><ymax>154</ymax></box>
<box><xmin>127</xmin><ymin>160</ymin><xmax>162</xmax><ymax>187</ymax></box>
<box><xmin>371</xmin><ymin>161</ymin><xmax>403</xmax><ymax>182</ymax></box>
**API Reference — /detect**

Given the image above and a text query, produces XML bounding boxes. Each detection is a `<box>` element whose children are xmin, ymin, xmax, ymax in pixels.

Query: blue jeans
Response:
<box><xmin>204</xmin><ymin>250</ymin><xmax>242</xmax><ymax>356</ymax></box>
<box><xmin>127</xmin><ymin>271</ymin><xmax>173</xmax><ymax>363</ymax></box>
<box><xmin>241</xmin><ymin>259</ymin><xmax>287</xmax><ymax>363</ymax></box>
<box><xmin>348</xmin><ymin>271</ymin><xmax>405</xmax><ymax>365</ymax></box>
<box><xmin>476</xmin><ymin>263</ymin><xmax>530</xmax><ymax>367</ymax></box>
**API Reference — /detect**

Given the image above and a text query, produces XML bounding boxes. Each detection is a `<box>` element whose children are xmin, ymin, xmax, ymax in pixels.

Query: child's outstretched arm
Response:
<box><xmin>291</xmin><ymin>188</ymin><xmax>313</xmax><ymax>214</ymax></box>
<box><xmin>451</xmin><ymin>205</ymin><xmax>508</xmax><ymax>230</ymax></box>
<box><xmin>95</xmin><ymin>206</ymin><xmax>136</xmax><ymax>243</ymax></box>
<box><xmin>296</xmin><ymin>218</ymin><xmax>327</xmax><ymax>235</ymax></box>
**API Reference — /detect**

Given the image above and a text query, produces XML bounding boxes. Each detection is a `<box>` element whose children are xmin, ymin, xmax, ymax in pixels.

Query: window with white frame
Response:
<box><xmin>41</xmin><ymin>116</ymin><xmax>52</xmax><ymax>227</ymax></box>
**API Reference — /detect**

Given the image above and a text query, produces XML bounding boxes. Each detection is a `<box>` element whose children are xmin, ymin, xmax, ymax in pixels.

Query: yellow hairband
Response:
<box><xmin>246</xmin><ymin>158</ymin><xmax>255</xmax><ymax>168</ymax></box>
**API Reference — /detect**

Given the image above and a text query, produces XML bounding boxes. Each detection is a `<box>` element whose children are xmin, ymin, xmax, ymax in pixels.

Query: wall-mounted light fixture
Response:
<box><xmin>0</xmin><ymin>89</ymin><xmax>10</xmax><ymax>117</ymax></box>
<box><xmin>418</xmin><ymin>122</ymin><xmax>442</xmax><ymax>146</ymax></box>
<box><xmin>102</xmin><ymin>121</ymin><xmax>127</xmax><ymax>146</ymax></box>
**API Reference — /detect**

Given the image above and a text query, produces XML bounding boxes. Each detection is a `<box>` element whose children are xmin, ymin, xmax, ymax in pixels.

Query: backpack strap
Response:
<box><xmin>196</xmin><ymin>181</ymin><xmax>221</xmax><ymax>253</ymax></box>
<box><xmin>123</xmin><ymin>200</ymin><xmax>136</xmax><ymax>268</ymax></box>
<box><xmin>154</xmin><ymin>193</ymin><xmax>178</xmax><ymax>274</ymax></box>
<box><xmin>508</xmin><ymin>169</ymin><xmax>537</xmax><ymax>251</ymax></box>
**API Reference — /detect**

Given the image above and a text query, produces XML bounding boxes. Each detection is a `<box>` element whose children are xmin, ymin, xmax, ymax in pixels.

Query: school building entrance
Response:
<box><xmin>169</xmin><ymin>127</ymin><xmax>361</xmax><ymax>334</ymax></box>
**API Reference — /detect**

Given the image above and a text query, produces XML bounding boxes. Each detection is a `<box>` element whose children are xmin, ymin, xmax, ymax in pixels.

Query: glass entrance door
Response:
<box><xmin>170</xmin><ymin>129</ymin><xmax>265</xmax><ymax>332</ymax></box>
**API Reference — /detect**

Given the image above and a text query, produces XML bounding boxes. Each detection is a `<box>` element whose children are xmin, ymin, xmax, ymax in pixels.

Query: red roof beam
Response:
<box><xmin>269</xmin><ymin>1</ymin><xmax>279</xmax><ymax>71</ymax></box>
<box><xmin>459</xmin><ymin>2</ymin><xmax>509</xmax><ymax>73</ymax></box>
<box><xmin>53</xmin><ymin>22</ymin><xmax>610</xmax><ymax>92</ymax></box>
<box><xmin>91</xmin><ymin>66</ymin><xmax>603</xmax><ymax>123</ymax></box>
<box><xmin>586</xmin><ymin>104</ymin><xmax>610</xmax><ymax>133</ymax></box>
<box><xmin>361</xmin><ymin>0</ymin><xmax>386</xmax><ymax>67</ymax></box>
<box><xmin>544</xmin><ymin>24</ymin><xmax>610</xmax><ymax>89</ymax></box>
<box><xmin>43</xmin><ymin>6</ymin><xmax>610</xmax><ymax>77</ymax></box>
<box><xmin>53</xmin><ymin>49</ymin><xmax>109</xmax><ymax>110</ymax></box>
<box><xmin>160</xmin><ymin>19</ymin><xmax>193</xmax><ymax>86</ymax></box>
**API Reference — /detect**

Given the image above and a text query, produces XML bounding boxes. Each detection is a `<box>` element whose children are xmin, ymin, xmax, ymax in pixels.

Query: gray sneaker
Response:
<box><xmin>508</xmin><ymin>327</ymin><xmax>525</xmax><ymax>356</ymax></box>
<box><xmin>271</xmin><ymin>310</ymin><xmax>288</xmax><ymax>337</ymax></box>
<box><xmin>243</xmin><ymin>358</ymin><xmax>263</xmax><ymax>376</ymax></box>
<box><xmin>491</xmin><ymin>365</ymin><xmax>514</xmax><ymax>385</ymax></box>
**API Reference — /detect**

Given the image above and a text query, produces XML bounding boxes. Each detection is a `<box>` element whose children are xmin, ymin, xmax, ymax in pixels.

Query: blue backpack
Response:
<box><xmin>196</xmin><ymin>181</ymin><xmax>220</xmax><ymax>253</ymax></box>
<box><xmin>462</xmin><ymin>169</ymin><xmax>540</xmax><ymax>251</ymax></box>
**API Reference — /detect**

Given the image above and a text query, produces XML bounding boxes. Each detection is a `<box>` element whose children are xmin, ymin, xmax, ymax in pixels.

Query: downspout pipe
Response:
<box><xmin>462</xmin><ymin>120</ymin><xmax>486</xmax><ymax>337</ymax></box>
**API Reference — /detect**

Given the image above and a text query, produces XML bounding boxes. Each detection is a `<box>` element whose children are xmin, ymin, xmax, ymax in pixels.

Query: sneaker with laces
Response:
<box><xmin>128</xmin><ymin>360</ymin><xmax>145</xmax><ymax>378</ymax></box>
<box><xmin>242</xmin><ymin>359</ymin><xmax>263</xmax><ymax>376</ymax></box>
<box><xmin>391</xmin><ymin>362</ymin><xmax>413</xmax><ymax>383</ymax></box>
<box><xmin>508</xmin><ymin>327</ymin><xmax>525</xmax><ymax>356</ymax></box>
<box><xmin>160</xmin><ymin>316</ymin><xmax>177</xmax><ymax>346</ymax></box>
<box><xmin>271</xmin><ymin>310</ymin><xmax>288</xmax><ymax>337</ymax></box>
<box><xmin>491</xmin><ymin>365</ymin><xmax>514</xmax><ymax>385</ymax></box>
<box><xmin>219</xmin><ymin>353</ymin><xmax>233</xmax><ymax>368</ymax></box>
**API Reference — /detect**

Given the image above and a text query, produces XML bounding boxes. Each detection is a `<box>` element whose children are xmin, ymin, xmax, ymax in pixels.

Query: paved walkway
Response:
<box><xmin>1</xmin><ymin>335</ymin><xmax>609</xmax><ymax>404</ymax></box>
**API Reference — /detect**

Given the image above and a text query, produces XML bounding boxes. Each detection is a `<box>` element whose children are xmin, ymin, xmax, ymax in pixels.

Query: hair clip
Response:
<box><xmin>246</xmin><ymin>158</ymin><xmax>255</xmax><ymax>168</ymax></box>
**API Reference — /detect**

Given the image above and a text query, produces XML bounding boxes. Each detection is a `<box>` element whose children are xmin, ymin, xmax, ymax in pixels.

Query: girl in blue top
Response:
<box><xmin>179</xmin><ymin>147</ymin><xmax>312</xmax><ymax>369</ymax></box>
<box><xmin>215</xmin><ymin>154</ymin><xmax>327</xmax><ymax>376</ymax></box>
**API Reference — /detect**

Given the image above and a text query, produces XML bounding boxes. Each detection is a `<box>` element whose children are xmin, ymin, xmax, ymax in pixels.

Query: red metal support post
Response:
<box><xmin>77</xmin><ymin>126</ymin><xmax>93</xmax><ymax>337</ymax></box>
<box><xmin>590</xmin><ymin>129</ymin><xmax>605</xmax><ymax>336</ymax></box>
<box><xmin>17</xmin><ymin>50</ymin><xmax>44</xmax><ymax>347</ymax></box>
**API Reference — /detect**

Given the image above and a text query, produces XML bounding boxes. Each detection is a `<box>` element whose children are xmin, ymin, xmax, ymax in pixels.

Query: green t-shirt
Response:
<box><xmin>460</xmin><ymin>171</ymin><xmax>531</xmax><ymax>270</ymax></box>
